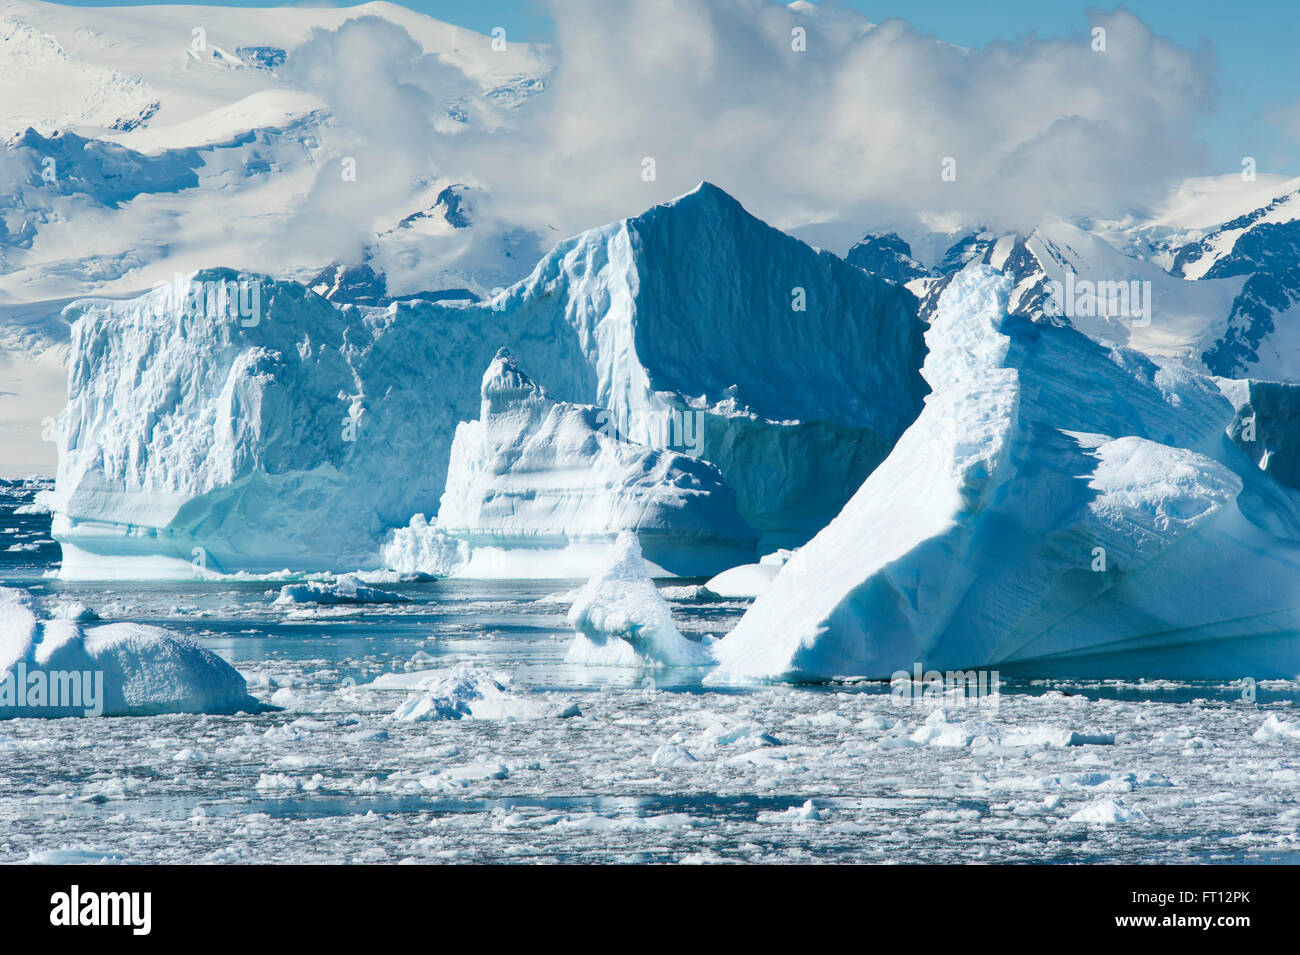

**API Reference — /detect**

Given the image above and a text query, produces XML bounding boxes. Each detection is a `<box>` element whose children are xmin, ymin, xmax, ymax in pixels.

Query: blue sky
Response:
<box><xmin>52</xmin><ymin>0</ymin><xmax>1299</xmax><ymax>174</ymax></box>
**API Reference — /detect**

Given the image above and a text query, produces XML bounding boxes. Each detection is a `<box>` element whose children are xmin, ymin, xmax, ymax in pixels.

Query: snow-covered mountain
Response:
<box><xmin>0</xmin><ymin>0</ymin><xmax>553</xmax><ymax>475</ymax></box>
<box><xmin>847</xmin><ymin>176</ymin><xmax>1300</xmax><ymax>385</ymax></box>
<box><xmin>0</xmin><ymin>0</ymin><xmax>549</xmax><ymax>306</ymax></box>
<box><xmin>49</xmin><ymin>183</ymin><xmax>926</xmax><ymax>577</ymax></box>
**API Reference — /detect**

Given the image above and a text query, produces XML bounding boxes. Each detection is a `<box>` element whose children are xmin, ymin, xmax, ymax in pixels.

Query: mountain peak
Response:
<box><xmin>659</xmin><ymin>180</ymin><xmax>743</xmax><ymax>214</ymax></box>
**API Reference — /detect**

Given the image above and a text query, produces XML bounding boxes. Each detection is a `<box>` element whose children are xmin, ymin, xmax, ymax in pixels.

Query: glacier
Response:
<box><xmin>49</xmin><ymin>182</ymin><xmax>926</xmax><ymax>577</ymax></box>
<box><xmin>710</xmin><ymin>265</ymin><xmax>1300</xmax><ymax>683</ymax></box>
<box><xmin>433</xmin><ymin>349</ymin><xmax>756</xmax><ymax>578</ymax></box>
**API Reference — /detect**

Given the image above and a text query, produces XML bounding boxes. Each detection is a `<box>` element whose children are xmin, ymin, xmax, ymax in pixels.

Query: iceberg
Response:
<box><xmin>379</xmin><ymin>514</ymin><xmax>470</xmax><ymax>578</ymax></box>
<box><xmin>702</xmin><ymin>548</ymin><xmax>795</xmax><ymax>598</ymax></box>
<box><xmin>380</xmin><ymin>666</ymin><xmax>581</xmax><ymax>722</ymax></box>
<box><xmin>0</xmin><ymin>587</ymin><xmax>259</xmax><ymax>717</ymax></box>
<box><xmin>565</xmin><ymin>533</ymin><xmax>713</xmax><ymax>668</ymax></box>
<box><xmin>435</xmin><ymin>349</ymin><xmax>756</xmax><ymax>578</ymax></box>
<box><xmin>50</xmin><ymin>183</ymin><xmax>925</xmax><ymax>578</ymax></box>
<box><xmin>711</xmin><ymin>265</ymin><xmax>1300</xmax><ymax>683</ymax></box>
<box><xmin>273</xmin><ymin>574</ymin><xmax>409</xmax><ymax>606</ymax></box>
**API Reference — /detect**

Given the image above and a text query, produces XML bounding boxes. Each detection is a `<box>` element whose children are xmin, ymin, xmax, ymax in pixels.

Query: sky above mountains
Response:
<box><xmin>52</xmin><ymin>0</ymin><xmax>1300</xmax><ymax>185</ymax></box>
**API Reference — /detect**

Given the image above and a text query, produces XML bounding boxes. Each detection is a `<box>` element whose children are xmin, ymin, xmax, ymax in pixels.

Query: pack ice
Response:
<box><xmin>49</xmin><ymin>183</ymin><xmax>925</xmax><ymax>578</ymax></box>
<box><xmin>711</xmin><ymin>265</ymin><xmax>1300</xmax><ymax>682</ymax></box>
<box><xmin>0</xmin><ymin>587</ymin><xmax>258</xmax><ymax>717</ymax></box>
<box><xmin>433</xmin><ymin>349</ymin><xmax>756</xmax><ymax>577</ymax></box>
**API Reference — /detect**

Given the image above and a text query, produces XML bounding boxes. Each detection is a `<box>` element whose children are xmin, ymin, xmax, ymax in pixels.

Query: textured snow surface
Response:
<box><xmin>566</xmin><ymin>533</ymin><xmax>714</xmax><ymax>668</ymax></box>
<box><xmin>0</xmin><ymin>587</ymin><xmax>257</xmax><ymax>717</ymax></box>
<box><xmin>380</xmin><ymin>514</ymin><xmax>470</xmax><ymax>578</ymax></box>
<box><xmin>713</xmin><ymin>265</ymin><xmax>1300</xmax><ymax>683</ymax></box>
<box><xmin>437</xmin><ymin>349</ymin><xmax>756</xmax><ymax>578</ymax></box>
<box><xmin>51</xmin><ymin>184</ymin><xmax>925</xmax><ymax>576</ymax></box>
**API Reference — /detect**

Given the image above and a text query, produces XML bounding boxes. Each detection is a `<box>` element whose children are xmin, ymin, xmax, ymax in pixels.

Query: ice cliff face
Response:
<box><xmin>710</xmin><ymin>265</ymin><xmax>1300</xmax><ymax>682</ymax></box>
<box><xmin>52</xmin><ymin>183</ymin><xmax>926</xmax><ymax>577</ymax></box>
<box><xmin>436</xmin><ymin>350</ymin><xmax>756</xmax><ymax>578</ymax></box>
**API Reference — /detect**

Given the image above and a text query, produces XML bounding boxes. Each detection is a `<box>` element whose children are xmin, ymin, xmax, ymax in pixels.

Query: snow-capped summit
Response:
<box><xmin>845</xmin><ymin>232</ymin><xmax>928</xmax><ymax>284</ymax></box>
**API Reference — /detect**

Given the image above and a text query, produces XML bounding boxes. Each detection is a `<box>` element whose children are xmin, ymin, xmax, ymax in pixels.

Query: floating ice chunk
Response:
<box><xmin>1067</xmin><ymin>798</ymin><xmax>1148</xmax><ymax>824</ymax></box>
<box><xmin>379</xmin><ymin>514</ymin><xmax>469</xmax><ymax>578</ymax></box>
<box><xmin>535</xmin><ymin>588</ymin><xmax>580</xmax><ymax>605</ymax></box>
<box><xmin>25</xmin><ymin>847</ymin><xmax>130</xmax><ymax>865</ymax></box>
<box><xmin>385</xmin><ymin>666</ymin><xmax>579</xmax><ymax>722</ymax></box>
<box><xmin>274</xmin><ymin>574</ymin><xmax>410</xmax><ymax>606</ymax></box>
<box><xmin>565</xmin><ymin>532</ymin><xmax>713</xmax><ymax>667</ymax></box>
<box><xmin>1002</xmin><ymin>727</ymin><xmax>1116</xmax><ymax>747</ymax></box>
<box><xmin>419</xmin><ymin>762</ymin><xmax>511</xmax><ymax>787</ymax></box>
<box><xmin>758</xmin><ymin>799</ymin><xmax>824</xmax><ymax>823</ymax></box>
<box><xmin>47</xmin><ymin>601</ymin><xmax>100</xmax><ymax>622</ymax></box>
<box><xmin>702</xmin><ymin>547</ymin><xmax>796</xmax><ymax>597</ymax></box>
<box><xmin>1253</xmin><ymin>713</ymin><xmax>1300</xmax><ymax>741</ymax></box>
<box><xmin>0</xmin><ymin>587</ymin><xmax>258</xmax><ymax>717</ymax></box>
<box><xmin>694</xmin><ymin>720</ymin><xmax>781</xmax><ymax>749</ymax></box>
<box><xmin>906</xmin><ymin>709</ymin><xmax>996</xmax><ymax>748</ymax></box>
<box><xmin>650</xmin><ymin>744</ymin><xmax>698</xmax><ymax>767</ymax></box>
<box><xmin>656</xmin><ymin>584</ymin><xmax>708</xmax><ymax>601</ymax></box>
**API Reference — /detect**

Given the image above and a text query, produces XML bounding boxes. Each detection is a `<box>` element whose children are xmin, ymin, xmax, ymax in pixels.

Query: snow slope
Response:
<box><xmin>0</xmin><ymin>0</ymin><xmax>549</xmax><ymax>305</ymax></box>
<box><xmin>51</xmin><ymin>183</ymin><xmax>926</xmax><ymax>576</ymax></box>
<box><xmin>711</xmin><ymin>265</ymin><xmax>1300</xmax><ymax>683</ymax></box>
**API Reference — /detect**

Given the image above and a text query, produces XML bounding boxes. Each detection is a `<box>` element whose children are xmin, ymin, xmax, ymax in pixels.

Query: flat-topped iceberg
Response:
<box><xmin>711</xmin><ymin>266</ymin><xmax>1300</xmax><ymax>683</ymax></box>
<box><xmin>434</xmin><ymin>349</ymin><xmax>756</xmax><ymax>578</ymax></box>
<box><xmin>0</xmin><ymin>587</ymin><xmax>259</xmax><ymax>717</ymax></box>
<box><xmin>51</xmin><ymin>183</ymin><xmax>925</xmax><ymax>578</ymax></box>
